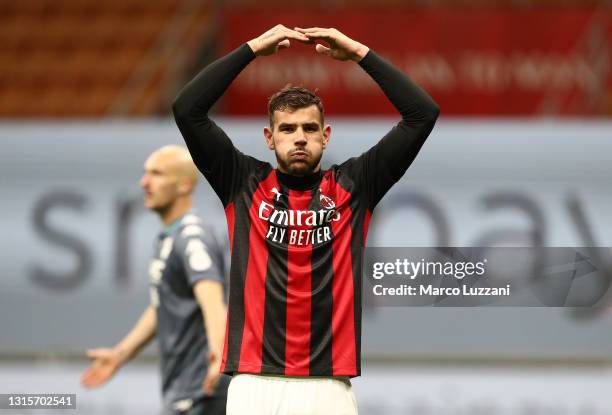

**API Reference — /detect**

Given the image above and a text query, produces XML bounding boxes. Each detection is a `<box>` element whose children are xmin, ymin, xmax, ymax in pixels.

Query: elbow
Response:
<box><xmin>171</xmin><ymin>90</ymin><xmax>191</xmax><ymax>120</ymax></box>
<box><xmin>171</xmin><ymin>97</ymin><xmax>186</xmax><ymax>120</ymax></box>
<box><xmin>401</xmin><ymin>102</ymin><xmax>440</xmax><ymax>128</ymax></box>
<box><xmin>420</xmin><ymin>104</ymin><xmax>440</xmax><ymax>130</ymax></box>
<box><xmin>432</xmin><ymin>103</ymin><xmax>441</xmax><ymax>121</ymax></box>
<box><xmin>426</xmin><ymin>100</ymin><xmax>441</xmax><ymax>124</ymax></box>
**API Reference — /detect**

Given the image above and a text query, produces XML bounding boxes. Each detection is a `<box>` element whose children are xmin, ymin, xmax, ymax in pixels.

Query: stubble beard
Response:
<box><xmin>276</xmin><ymin>148</ymin><xmax>323</xmax><ymax>177</ymax></box>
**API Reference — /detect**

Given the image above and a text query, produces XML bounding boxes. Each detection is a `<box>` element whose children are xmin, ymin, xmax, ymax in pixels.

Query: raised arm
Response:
<box><xmin>172</xmin><ymin>44</ymin><xmax>254</xmax><ymax>206</ymax></box>
<box><xmin>297</xmin><ymin>27</ymin><xmax>440</xmax><ymax>209</ymax></box>
<box><xmin>172</xmin><ymin>25</ymin><xmax>310</xmax><ymax>206</ymax></box>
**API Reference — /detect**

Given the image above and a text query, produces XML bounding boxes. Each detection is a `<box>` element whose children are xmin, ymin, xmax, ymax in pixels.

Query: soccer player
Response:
<box><xmin>172</xmin><ymin>25</ymin><xmax>439</xmax><ymax>415</ymax></box>
<box><xmin>80</xmin><ymin>145</ymin><xmax>230</xmax><ymax>415</ymax></box>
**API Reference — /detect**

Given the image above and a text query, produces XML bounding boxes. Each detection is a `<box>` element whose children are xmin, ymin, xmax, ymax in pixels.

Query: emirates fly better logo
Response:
<box><xmin>258</xmin><ymin>190</ymin><xmax>339</xmax><ymax>246</ymax></box>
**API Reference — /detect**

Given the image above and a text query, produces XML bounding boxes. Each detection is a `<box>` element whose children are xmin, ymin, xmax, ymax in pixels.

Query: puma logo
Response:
<box><xmin>271</xmin><ymin>187</ymin><xmax>282</xmax><ymax>201</ymax></box>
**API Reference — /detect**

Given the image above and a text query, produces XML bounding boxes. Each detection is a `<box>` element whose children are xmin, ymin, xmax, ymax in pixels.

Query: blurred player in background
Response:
<box><xmin>173</xmin><ymin>25</ymin><xmax>439</xmax><ymax>415</ymax></box>
<box><xmin>80</xmin><ymin>145</ymin><xmax>230</xmax><ymax>415</ymax></box>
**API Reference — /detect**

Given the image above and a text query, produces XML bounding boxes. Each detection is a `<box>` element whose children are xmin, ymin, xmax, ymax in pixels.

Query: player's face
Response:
<box><xmin>265</xmin><ymin>105</ymin><xmax>330</xmax><ymax>176</ymax></box>
<box><xmin>140</xmin><ymin>153</ymin><xmax>181</xmax><ymax>212</ymax></box>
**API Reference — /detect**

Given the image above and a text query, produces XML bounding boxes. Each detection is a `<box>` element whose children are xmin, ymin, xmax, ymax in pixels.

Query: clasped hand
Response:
<box><xmin>247</xmin><ymin>24</ymin><xmax>369</xmax><ymax>62</ymax></box>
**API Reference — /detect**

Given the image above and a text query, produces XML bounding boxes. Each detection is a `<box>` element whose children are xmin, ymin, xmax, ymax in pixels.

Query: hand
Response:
<box><xmin>202</xmin><ymin>351</ymin><xmax>222</xmax><ymax>395</ymax></box>
<box><xmin>295</xmin><ymin>27</ymin><xmax>369</xmax><ymax>62</ymax></box>
<box><xmin>80</xmin><ymin>348</ymin><xmax>124</xmax><ymax>388</ymax></box>
<box><xmin>247</xmin><ymin>24</ymin><xmax>311</xmax><ymax>56</ymax></box>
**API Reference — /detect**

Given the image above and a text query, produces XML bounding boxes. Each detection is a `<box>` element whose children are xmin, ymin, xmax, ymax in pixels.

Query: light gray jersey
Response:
<box><xmin>148</xmin><ymin>212</ymin><xmax>229</xmax><ymax>408</ymax></box>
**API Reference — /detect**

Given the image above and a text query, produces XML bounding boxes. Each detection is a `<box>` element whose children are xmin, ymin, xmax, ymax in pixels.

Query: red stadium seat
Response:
<box><xmin>0</xmin><ymin>0</ymin><xmax>209</xmax><ymax>118</ymax></box>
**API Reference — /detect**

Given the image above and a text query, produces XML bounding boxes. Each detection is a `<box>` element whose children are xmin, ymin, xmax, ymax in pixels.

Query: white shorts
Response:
<box><xmin>227</xmin><ymin>373</ymin><xmax>358</xmax><ymax>415</ymax></box>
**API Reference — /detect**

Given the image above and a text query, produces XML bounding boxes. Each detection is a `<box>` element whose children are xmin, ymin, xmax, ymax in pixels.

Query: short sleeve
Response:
<box><xmin>175</xmin><ymin>224</ymin><xmax>225</xmax><ymax>286</ymax></box>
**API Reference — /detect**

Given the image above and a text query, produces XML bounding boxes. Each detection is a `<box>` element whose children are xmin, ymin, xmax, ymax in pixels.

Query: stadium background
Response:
<box><xmin>1</xmin><ymin>0</ymin><xmax>611</xmax><ymax>413</ymax></box>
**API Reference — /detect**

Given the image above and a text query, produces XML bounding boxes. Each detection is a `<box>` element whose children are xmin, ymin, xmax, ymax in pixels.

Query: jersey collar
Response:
<box><xmin>276</xmin><ymin>169</ymin><xmax>323</xmax><ymax>191</ymax></box>
<box><xmin>160</xmin><ymin>210</ymin><xmax>195</xmax><ymax>237</ymax></box>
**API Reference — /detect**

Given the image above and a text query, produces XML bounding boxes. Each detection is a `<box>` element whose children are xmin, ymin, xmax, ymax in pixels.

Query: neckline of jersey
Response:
<box><xmin>160</xmin><ymin>210</ymin><xmax>194</xmax><ymax>237</ymax></box>
<box><xmin>275</xmin><ymin>169</ymin><xmax>323</xmax><ymax>191</ymax></box>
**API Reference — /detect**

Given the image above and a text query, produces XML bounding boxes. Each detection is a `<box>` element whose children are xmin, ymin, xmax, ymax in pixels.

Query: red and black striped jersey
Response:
<box><xmin>220</xmin><ymin>156</ymin><xmax>375</xmax><ymax>377</ymax></box>
<box><xmin>173</xmin><ymin>44</ymin><xmax>439</xmax><ymax>377</ymax></box>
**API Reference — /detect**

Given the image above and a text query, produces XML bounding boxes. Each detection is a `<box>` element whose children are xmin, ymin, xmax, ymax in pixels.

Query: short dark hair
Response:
<box><xmin>267</xmin><ymin>85</ymin><xmax>324</xmax><ymax>128</ymax></box>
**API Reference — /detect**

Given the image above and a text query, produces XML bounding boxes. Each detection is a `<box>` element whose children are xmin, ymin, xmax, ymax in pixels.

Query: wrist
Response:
<box><xmin>246</xmin><ymin>39</ymin><xmax>260</xmax><ymax>55</ymax></box>
<box><xmin>352</xmin><ymin>43</ymin><xmax>369</xmax><ymax>62</ymax></box>
<box><xmin>114</xmin><ymin>345</ymin><xmax>131</xmax><ymax>364</ymax></box>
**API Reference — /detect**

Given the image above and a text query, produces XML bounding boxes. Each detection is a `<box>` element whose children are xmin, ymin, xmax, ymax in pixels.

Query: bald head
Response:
<box><xmin>140</xmin><ymin>145</ymin><xmax>199</xmax><ymax>218</ymax></box>
<box><xmin>149</xmin><ymin>145</ymin><xmax>199</xmax><ymax>190</ymax></box>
